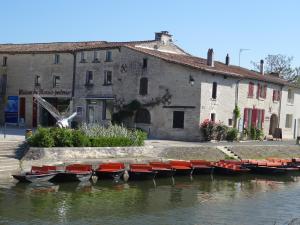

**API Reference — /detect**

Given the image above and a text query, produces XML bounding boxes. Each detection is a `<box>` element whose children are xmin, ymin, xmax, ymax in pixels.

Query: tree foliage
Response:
<box><xmin>251</xmin><ymin>54</ymin><xmax>300</xmax><ymax>82</ymax></box>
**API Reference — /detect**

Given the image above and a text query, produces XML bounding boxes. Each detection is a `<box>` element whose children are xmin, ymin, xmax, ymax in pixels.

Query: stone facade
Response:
<box><xmin>0</xmin><ymin>31</ymin><xmax>299</xmax><ymax>140</ymax></box>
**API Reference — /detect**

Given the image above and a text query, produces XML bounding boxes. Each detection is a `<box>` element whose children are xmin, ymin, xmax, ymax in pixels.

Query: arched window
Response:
<box><xmin>135</xmin><ymin>108</ymin><xmax>151</xmax><ymax>124</ymax></box>
<box><xmin>139</xmin><ymin>77</ymin><xmax>148</xmax><ymax>95</ymax></box>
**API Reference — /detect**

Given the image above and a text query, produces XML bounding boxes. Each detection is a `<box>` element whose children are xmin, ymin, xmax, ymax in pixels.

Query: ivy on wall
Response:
<box><xmin>112</xmin><ymin>89</ymin><xmax>172</xmax><ymax>124</ymax></box>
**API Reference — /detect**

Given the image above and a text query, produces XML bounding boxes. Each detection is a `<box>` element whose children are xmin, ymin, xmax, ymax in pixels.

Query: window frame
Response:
<box><xmin>80</xmin><ymin>52</ymin><xmax>86</xmax><ymax>63</ymax></box>
<box><xmin>105</xmin><ymin>51</ymin><xmax>112</xmax><ymax>62</ymax></box>
<box><xmin>104</xmin><ymin>70</ymin><xmax>112</xmax><ymax>85</ymax></box>
<box><xmin>287</xmin><ymin>88</ymin><xmax>294</xmax><ymax>104</ymax></box>
<box><xmin>53</xmin><ymin>76</ymin><xmax>60</xmax><ymax>88</ymax></box>
<box><xmin>86</xmin><ymin>71</ymin><xmax>94</xmax><ymax>86</ymax></box>
<box><xmin>172</xmin><ymin>111</ymin><xmax>184</xmax><ymax>129</ymax></box>
<box><xmin>139</xmin><ymin>77</ymin><xmax>148</xmax><ymax>95</ymax></box>
<box><xmin>54</xmin><ymin>54</ymin><xmax>60</xmax><ymax>64</ymax></box>
<box><xmin>248</xmin><ymin>82</ymin><xmax>254</xmax><ymax>98</ymax></box>
<box><xmin>35</xmin><ymin>75</ymin><xmax>41</xmax><ymax>87</ymax></box>
<box><xmin>142</xmin><ymin>58</ymin><xmax>148</xmax><ymax>69</ymax></box>
<box><xmin>212</xmin><ymin>82</ymin><xmax>217</xmax><ymax>100</ymax></box>
<box><xmin>285</xmin><ymin>114</ymin><xmax>293</xmax><ymax>128</ymax></box>
<box><xmin>2</xmin><ymin>56</ymin><xmax>7</xmax><ymax>67</ymax></box>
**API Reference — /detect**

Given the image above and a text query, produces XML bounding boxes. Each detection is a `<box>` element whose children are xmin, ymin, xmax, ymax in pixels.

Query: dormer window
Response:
<box><xmin>80</xmin><ymin>52</ymin><xmax>86</xmax><ymax>63</ymax></box>
<box><xmin>2</xmin><ymin>56</ymin><xmax>7</xmax><ymax>66</ymax></box>
<box><xmin>54</xmin><ymin>54</ymin><xmax>60</xmax><ymax>64</ymax></box>
<box><xmin>105</xmin><ymin>51</ymin><xmax>112</xmax><ymax>62</ymax></box>
<box><xmin>35</xmin><ymin>75</ymin><xmax>41</xmax><ymax>87</ymax></box>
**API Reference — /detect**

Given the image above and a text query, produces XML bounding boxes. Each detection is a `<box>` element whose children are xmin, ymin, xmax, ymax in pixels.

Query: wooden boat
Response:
<box><xmin>248</xmin><ymin>165</ymin><xmax>287</xmax><ymax>175</ymax></box>
<box><xmin>12</xmin><ymin>166</ymin><xmax>58</xmax><ymax>183</ymax></box>
<box><xmin>94</xmin><ymin>163</ymin><xmax>125</xmax><ymax>180</ymax></box>
<box><xmin>51</xmin><ymin>164</ymin><xmax>93</xmax><ymax>182</ymax></box>
<box><xmin>190</xmin><ymin>160</ymin><xmax>214</xmax><ymax>174</ymax></box>
<box><xmin>212</xmin><ymin>161</ymin><xmax>250</xmax><ymax>175</ymax></box>
<box><xmin>149</xmin><ymin>162</ymin><xmax>175</xmax><ymax>177</ymax></box>
<box><xmin>169</xmin><ymin>160</ymin><xmax>193</xmax><ymax>176</ymax></box>
<box><xmin>128</xmin><ymin>164</ymin><xmax>157</xmax><ymax>181</ymax></box>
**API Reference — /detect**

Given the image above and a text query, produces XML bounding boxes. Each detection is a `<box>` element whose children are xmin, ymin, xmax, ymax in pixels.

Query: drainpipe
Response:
<box><xmin>71</xmin><ymin>52</ymin><xmax>77</xmax><ymax>112</ymax></box>
<box><xmin>235</xmin><ymin>78</ymin><xmax>243</xmax><ymax>129</ymax></box>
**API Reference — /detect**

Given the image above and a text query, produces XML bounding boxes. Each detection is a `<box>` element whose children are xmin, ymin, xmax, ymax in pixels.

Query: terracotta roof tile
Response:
<box><xmin>125</xmin><ymin>45</ymin><xmax>293</xmax><ymax>87</ymax></box>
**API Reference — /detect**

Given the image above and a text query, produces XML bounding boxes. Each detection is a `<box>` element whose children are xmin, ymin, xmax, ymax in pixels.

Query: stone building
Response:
<box><xmin>0</xmin><ymin>31</ymin><xmax>299</xmax><ymax>140</ymax></box>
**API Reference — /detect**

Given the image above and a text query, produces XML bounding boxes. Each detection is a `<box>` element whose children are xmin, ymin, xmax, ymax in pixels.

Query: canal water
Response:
<box><xmin>1</xmin><ymin>175</ymin><xmax>300</xmax><ymax>225</ymax></box>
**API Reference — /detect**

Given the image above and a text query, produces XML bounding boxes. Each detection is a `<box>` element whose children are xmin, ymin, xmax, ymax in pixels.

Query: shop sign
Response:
<box><xmin>19</xmin><ymin>89</ymin><xmax>71</xmax><ymax>96</ymax></box>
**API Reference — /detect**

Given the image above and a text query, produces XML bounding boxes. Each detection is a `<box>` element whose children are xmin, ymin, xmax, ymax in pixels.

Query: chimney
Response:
<box><xmin>225</xmin><ymin>54</ymin><xmax>230</xmax><ymax>66</ymax></box>
<box><xmin>260</xmin><ymin>59</ymin><xmax>264</xmax><ymax>75</ymax></box>
<box><xmin>155</xmin><ymin>31</ymin><xmax>172</xmax><ymax>44</ymax></box>
<box><xmin>207</xmin><ymin>48</ymin><xmax>214</xmax><ymax>67</ymax></box>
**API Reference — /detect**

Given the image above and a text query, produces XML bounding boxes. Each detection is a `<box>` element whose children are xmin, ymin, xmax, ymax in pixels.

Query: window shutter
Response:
<box><xmin>257</xmin><ymin>84</ymin><xmax>261</xmax><ymax>99</ymax></box>
<box><xmin>273</xmin><ymin>90</ymin><xmax>276</xmax><ymax>101</ymax></box>
<box><xmin>252</xmin><ymin>108</ymin><xmax>258</xmax><ymax>128</ymax></box>
<box><xmin>244</xmin><ymin>108</ymin><xmax>248</xmax><ymax>128</ymax></box>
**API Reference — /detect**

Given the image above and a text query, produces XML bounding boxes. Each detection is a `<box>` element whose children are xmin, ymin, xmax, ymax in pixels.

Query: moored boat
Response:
<box><xmin>12</xmin><ymin>166</ymin><xmax>58</xmax><ymax>183</ymax></box>
<box><xmin>51</xmin><ymin>164</ymin><xmax>93</xmax><ymax>182</ymax></box>
<box><xmin>190</xmin><ymin>160</ymin><xmax>214</xmax><ymax>174</ymax></box>
<box><xmin>95</xmin><ymin>162</ymin><xmax>125</xmax><ymax>180</ymax></box>
<box><xmin>128</xmin><ymin>164</ymin><xmax>157</xmax><ymax>181</ymax></box>
<box><xmin>149</xmin><ymin>162</ymin><xmax>175</xmax><ymax>177</ymax></box>
<box><xmin>169</xmin><ymin>160</ymin><xmax>193</xmax><ymax>176</ymax></box>
<box><xmin>212</xmin><ymin>161</ymin><xmax>250</xmax><ymax>175</ymax></box>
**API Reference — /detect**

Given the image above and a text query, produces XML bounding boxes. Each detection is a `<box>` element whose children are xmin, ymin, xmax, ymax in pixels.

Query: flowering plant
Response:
<box><xmin>200</xmin><ymin>119</ymin><xmax>228</xmax><ymax>141</ymax></box>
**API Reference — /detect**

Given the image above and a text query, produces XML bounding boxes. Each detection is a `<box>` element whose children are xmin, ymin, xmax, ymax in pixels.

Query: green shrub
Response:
<box><xmin>89</xmin><ymin>137</ymin><xmax>133</xmax><ymax>147</ymax></box>
<box><xmin>250</xmin><ymin>127</ymin><xmax>257</xmax><ymax>140</ymax></box>
<box><xmin>226</xmin><ymin>128</ymin><xmax>238</xmax><ymax>141</ymax></box>
<box><xmin>256</xmin><ymin>128</ymin><xmax>264</xmax><ymax>141</ymax></box>
<box><xmin>27</xmin><ymin>127</ymin><xmax>54</xmax><ymax>147</ymax></box>
<box><xmin>27</xmin><ymin>124</ymin><xmax>147</xmax><ymax>147</ymax></box>
<box><xmin>215</xmin><ymin>124</ymin><xmax>228</xmax><ymax>141</ymax></box>
<box><xmin>72</xmin><ymin>130</ymin><xmax>90</xmax><ymax>147</ymax></box>
<box><xmin>51</xmin><ymin>128</ymin><xmax>74</xmax><ymax>147</ymax></box>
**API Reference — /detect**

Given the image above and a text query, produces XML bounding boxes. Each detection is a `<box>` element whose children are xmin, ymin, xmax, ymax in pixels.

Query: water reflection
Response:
<box><xmin>1</xmin><ymin>175</ymin><xmax>300</xmax><ymax>225</ymax></box>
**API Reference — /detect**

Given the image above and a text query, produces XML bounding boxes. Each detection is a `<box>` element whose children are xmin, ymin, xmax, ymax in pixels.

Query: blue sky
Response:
<box><xmin>1</xmin><ymin>0</ymin><xmax>299</xmax><ymax>69</ymax></box>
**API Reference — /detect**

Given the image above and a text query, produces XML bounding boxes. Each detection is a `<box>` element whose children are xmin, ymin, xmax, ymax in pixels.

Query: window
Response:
<box><xmin>135</xmin><ymin>108</ymin><xmax>151</xmax><ymax>124</ymax></box>
<box><xmin>212</xmin><ymin>82</ymin><xmax>217</xmax><ymax>99</ymax></box>
<box><xmin>285</xmin><ymin>114</ymin><xmax>293</xmax><ymax>128</ymax></box>
<box><xmin>139</xmin><ymin>77</ymin><xmax>148</xmax><ymax>95</ymax></box>
<box><xmin>35</xmin><ymin>75</ymin><xmax>41</xmax><ymax>87</ymax></box>
<box><xmin>257</xmin><ymin>83</ymin><xmax>267</xmax><ymax>99</ymax></box>
<box><xmin>86</xmin><ymin>71</ymin><xmax>93</xmax><ymax>85</ymax></box>
<box><xmin>248</xmin><ymin>82</ymin><xmax>254</xmax><ymax>98</ymax></box>
<box><xmin>273</xmin><ymin>90</ymin><xmax>281</xmax><ymax>102</ymax></box>
<box><xmin>87</xmin><ymin>105</ymin><xmax>95</xmax><ymax>123</ymax></box>
<box><xmin>287</xmin><ymin>88</ymin><xmax>294</xmax><ymax>104</ymax></box>
<box><xmin>105</xmin><ymin>51</ymin><xmax>112</xmax><ymax>62</ymax></box>
<box><xmin>80</xmin><ymin>52</ymin><xmax>86</xmax><ymax>63</ymax></box>
<box><xmin>76</xmin><ymin>106</ymin><xmax>83</xmax><ymax>117</ymax></box>
<box><xmin>93</xmin><ymin>51</ymin><xmax>99</xmax><ymax>62</ymax></box>
<box><xmin>228</xmin><ymin>119</ymin><xmax>233</xmax><ymax>126</ymax></box>
<box><xmin>104</xmin><ymin>71</ymin><xmax>112</xmax><ymax>85</ymax></box>
<box><xmin>142</xmin><ymin>58</ymin><xmax>148</xmax><ymax>69</ymax></box>
<box><xmin>53</xmin><ymin>76</ymin><xmax>60</xmax><ymax>88</ymax></box>
<box><xmin>2</xmin><ymin>56</ymin><xmax>7</xmax><ymax>66</ymax></box>
<box><xmin>210</xmin><ymin>113</ymin><xmax>216</xmax><ymax>122</ymax></box>
<box><xmin>173</xmin><ymin>111</ymin><xmax>184</xmax><ymax>128</ymax></box>
<box><xmin>54</xmin><ymin>54</ymin><xmax>60</xmax><ymax>64</ymax></box>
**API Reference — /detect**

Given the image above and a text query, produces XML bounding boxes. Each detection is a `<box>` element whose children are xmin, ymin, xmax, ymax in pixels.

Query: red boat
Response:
<box><xmin>128</xmin><ymin>164</ymin><xmax>157</xmax><ymax>180</ymax></box>
<box><xmin>12</xmin><ymin>165</ymin><xmax>58</xmax><ymax>183</ymax></box>
<box><xmin>169</xmin><ymin>160</ymin><xmax>193</xmax><ymax>176</ymax></box>
<box><xmin>51</xmin><ymin>164</ymin><xmax>93</xmax><ymax>182</ymax></box>
<box><xmin>212</xmin><ymin>161</ymin><xmax>250</xmax><ymax>175</ymax></box>
<box><xmin>190</xmin><ymin>160</ymin><xmax>214</xmax><ymax>174</ymax></box>
<box><xmin>95</xmin><ymin>162</ymin><xmax>125</xmax><ymax>180</ymax></box>
<box><xmin>149</xmin><ymin>162</ymin><xmax>175</xmax><ymax>177</ymax></box>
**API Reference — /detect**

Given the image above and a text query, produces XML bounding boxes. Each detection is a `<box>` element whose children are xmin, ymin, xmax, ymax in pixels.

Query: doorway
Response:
<box><xmin>269</xmin><ymin>114</ymin><xmax>279</xmax><ymax>136</ymax></box>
